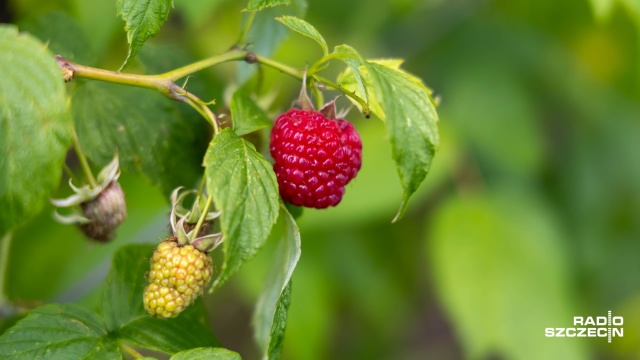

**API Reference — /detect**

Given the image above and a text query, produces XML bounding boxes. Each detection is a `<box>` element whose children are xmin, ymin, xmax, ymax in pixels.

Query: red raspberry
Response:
<box><xmin>270</xmin><ymin>109</ymin><xmax>362</xmax><ymax>208</ymax></box>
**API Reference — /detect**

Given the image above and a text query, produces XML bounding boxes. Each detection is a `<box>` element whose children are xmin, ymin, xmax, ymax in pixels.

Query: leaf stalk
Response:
<box><xmin>72</xmin><ymin>131</ymin><xmax>98</xmax><ymax>188</ymax></box>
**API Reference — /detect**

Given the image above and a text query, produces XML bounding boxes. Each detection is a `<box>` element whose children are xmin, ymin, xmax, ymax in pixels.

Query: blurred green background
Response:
<box><xmin>1</xmin><ymin>0</ymin><xmax>640</xmax><ymax>359</ymax></box>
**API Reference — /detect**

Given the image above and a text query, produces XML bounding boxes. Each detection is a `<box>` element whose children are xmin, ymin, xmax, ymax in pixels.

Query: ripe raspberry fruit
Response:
<box><xmin>143</xmin><ymin>237</ymin><xmax>213</xmax><ymax>319</ymax></box>
<box><xmin>270</xmin><ymin>108</ymin><xmax>362</xmax><ymax>208</ymax></box>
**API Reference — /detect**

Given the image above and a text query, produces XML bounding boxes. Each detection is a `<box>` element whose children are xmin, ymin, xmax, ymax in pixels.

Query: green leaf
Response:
<box><xmin>245</xmin><ymin>0</ymin><xmax>291</xmax><ymax>11</ymax></box>
<box><xmin>276</xmin><ymin>16</ymin><xmax>328</xmax><ymax>55</ymax></box>
<box><xmin>237</xmin><ymin>0</ymin><xmax>307</xmax><ymax>85</ymax></box>
<box><xmin>0</xmin><ymin>25</ymin><xmax>72</xmax><ymax>236</ymax></box>
<box><xmin>371</xmin><ymin>62</ymin><xmax>439</xmax><ymax>221</ymax></box>
<box><xmin>170</xmin><ymin>347</ymin><xmax>242</xmax><ymax>360</ymax></box>
<box><xmin>117</xmin><ymin>0</ymin><xmax>172</xmax><ymax>69</ymax></box>
<box><xmin>339</xmin><ymin>60</ymin><xmax>439</xmax><ymax>220</ymax></box>
<box><xmin>337</xmin><ymin>58</ymin><xmax>406</xmax><ymax>121</ymax></box>
<box><xmin>103</xmin><ymin>245</ymin><xmax>218</xmax><ymax>354</ymax></box>
<box><xmin>332</xmin><ymin>45</ymin><xmax>368</xmax><ymax>105</ymax></box>
<box><xmin>71</xmin><ymin>81</ymin><xmax>204</xmax><ymax>195</ymax></box>
<box><xmin>102</xmin><ymin>244</ymin><xmax>154</xmax><ymax>331</ymax></box>
<box><xmin>204</xmin><ymin>129</ymin><xmax>280</xmax><ymax>290</ymax></box>
<box><xmin>254</xmin><ymin>206</ymin><xmax>301</xmax><ymax>353</ymax></box>
<box><xmin>0</xmin><ymin>303</ymin><xmax>120</xmax><ymax>359</ymax></box>
<box><xmin>230</xmin><ymin>90</ymin><xmax>272</xmax><ymax>136</ymax></box>
<box><xmin>429</xmin><ymin>192</ymin><xmax>588</xmax><ymax>360</ymax></box>
<box><xmin>267</xmin><ymin>281</ymin><xmax>292</xmax><ymax>360</ymax></box>
<box><xmin>19</xmin><ymin>12</ymin><xmax>95</xmax><ymax>65</ymax></box>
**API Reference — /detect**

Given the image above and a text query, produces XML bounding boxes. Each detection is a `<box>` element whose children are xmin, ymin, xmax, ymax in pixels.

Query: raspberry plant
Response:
<box><xmin>0</xmin><ymin>0</ymin><xmax>439</xmax><ymax>358</ymax></box>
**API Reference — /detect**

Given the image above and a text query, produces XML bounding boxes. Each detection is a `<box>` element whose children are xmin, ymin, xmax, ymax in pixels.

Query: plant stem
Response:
<box><xmin>255</xmin><ymin>55</ymin><xmax>304</xmax><ymax>79</ymax></box>
<box><xmin>56</xmin><ymin>56</ymin><xmax>221</xmax><ymax>129</ymax></box>
<box><xmin>159</xmin><ymin>50</ymin><xmax>248</xmax><ymax>81</ymax></box>
<box><xmin>57</xmin><ymin>49</ymin><xmax>371</xmax><ymax>133</ymax></box>
<box><xmin>311</xmin><ymin>82</ymin><xmax>324</xmax><ymax>109</ymax></box>
<box><xmin>195</xmin><ymin>175</ymin><xmax>207</xmax><ymax>200</ymax></box>
<box><xmin>120</xmin><ymin>343</ymin><xmax>144</xmax><ymax>359</ymax></box>
<box><xmin>237</xmin><ymin>11</ymin><xmax>257</xmax><ymax>45</ymax></box>
<box><xmin>0</xmin><ymin>233</ymin><xmax>11</xmax><ymax>305</ymax></box>
<box><xmin>312</xmin><ymin>75</ymin><xmax>371</xmax><ymax>117</ymax></box>
<box><xmin>190</xmin><ymin>195</ymin><xmax>213</xmax><ymax>242</ymax></box>
<box><xmin>72</xmin><ymin>131</ymin><xmax>98</xmax><ymax>188</ymax></box>
<box><xmin>254</xmin><ymin>55</ymin><xmax>371</xmax><ymax>117</ymax></box>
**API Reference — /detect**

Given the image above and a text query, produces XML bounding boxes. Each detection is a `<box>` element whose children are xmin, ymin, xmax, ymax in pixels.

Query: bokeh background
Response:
<box><xmin>1</xmin><ymin>0</ymin><xmax>640</xmax><ymax>359</ymax></box>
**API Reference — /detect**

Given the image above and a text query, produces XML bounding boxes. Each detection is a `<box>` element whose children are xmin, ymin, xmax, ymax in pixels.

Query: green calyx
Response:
<box><xmin>169</xmin><ymin>187</ymin><xmax>223</xmax><ymax>253</ymax></box>
<box><xmin>51</xmin><ymin>155</ymin><xmax>122</xmax><ymax>225</ymax></box>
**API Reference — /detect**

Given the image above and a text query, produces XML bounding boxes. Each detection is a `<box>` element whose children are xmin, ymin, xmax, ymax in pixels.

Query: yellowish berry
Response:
<box><xmin>143</xmin><ymin>237</ymin><xmax>214</xmax><ymax>318</ymax></box>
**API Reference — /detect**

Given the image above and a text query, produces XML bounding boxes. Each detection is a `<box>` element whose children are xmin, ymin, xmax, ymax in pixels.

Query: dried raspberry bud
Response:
<box><xmin>143</xmin><ymin>237</ymin><xmax>214</xmax><ymax>318</ymax></box>
<box><xmin>79</xmin><ymin>181</ymin><xmax>126</xmax><ymax>241</ymax></box>
<box><xmin>52</xmin><ymin>155</ymin><xmax>127</xmax><ymax>241</ymax></box>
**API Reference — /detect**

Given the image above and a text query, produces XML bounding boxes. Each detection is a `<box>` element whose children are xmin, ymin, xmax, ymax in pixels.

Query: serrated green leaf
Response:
<box><xmin>245</xmin><ymin>0</ymin><xmax>291</xmax><ymax>11</ymax></box>
<box><xmin>72</xmin><ymin>81</ymin><xmax>204</xmax><ymax>195</ymax></box>
<box><xmin>170</xmin><ymin>347</ymin><xmax>242</xmax><ymax>360</ymax></box>
<box><xmin>340</xmin><ymin>60</ymin><xmax>439</xmax><ymax>221</ymax></box>
<box><xmin>254</xmin><ymin>206</ymin><xmax>301</xmax><ymax>354</ymax></box>
<box><xmin>103</xmin><ymin>244</ymin><xmax>155</xmax><ymax>331</ymax></box>
<box><xmin>0</xmin><ymin>25</ymin><xmax>72</xmax><ymax>236</ymax></box>
<box><xmin>429</xmin><ymin>192</ymin><xmax>587</xmax><ymax>359</ymax></box>
<box><xmin>117</xmin><ymin>0</ymin><xmax>172</xmax><ymax>69</ymax></box>
<box><xmin>231</xmin><ymin>90</ymin><xmax>272</xmax><ymax>136</ymax></box>
<box><xmin>204</xmin><ymin>129</ymin><xmax>280</xmax><ymax>290</ymax></box>
<box><xmin>103</xmin><ymin>245</ymin><xmax>218</xmax><ymax>354</ymax></box>
<box><xmin>237</xmin><ymin>0</ymin><xmax>307</xmax><ymax>85</ymax></box>
<box><xmin>267</xmin><ymin>281</ymin><xmax>292</xmax><ymax>360</ymax></box>
<box><xmin>116</xmin><ymin>304</ymin><xmax>217</xmax><ymax>354</ymax></box>
<box><xmin>0</xmin><ymin>303</ymin><xmax>120</xmax><ymax>359</ymax></box>
<box><xmin>337</xmin><ymin>58</ymin><xmax>406</xmax><ymax>119</ymax></box>
<box><xmin>276</xmin><ymin>16</ymin><xmax>327</xmax><ymax>55</ymax></box>
<box><xmin>368</xmin><ymin>62</ymin><xmax>439</xmax><ymax>221</ymax></box>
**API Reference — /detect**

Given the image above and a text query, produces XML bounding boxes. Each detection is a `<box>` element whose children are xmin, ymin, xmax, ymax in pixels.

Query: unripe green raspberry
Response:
<box><xmin>143</xmin><ymin>237</ymin><xmax>213</xmax><ymax>318</ymax></box>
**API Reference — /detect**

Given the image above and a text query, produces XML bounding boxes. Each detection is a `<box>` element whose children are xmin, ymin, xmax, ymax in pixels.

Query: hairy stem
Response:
<box><xmin>72</xmin><ymin>131</ymin><xmax>98</xmax><ymax>188</ymax></box>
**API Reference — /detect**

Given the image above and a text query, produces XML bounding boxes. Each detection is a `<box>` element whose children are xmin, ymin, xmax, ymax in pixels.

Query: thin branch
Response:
<box><xmin>159</xmin><ymin>50</ymin><xmax>248</xmax><ymax>82</ymax></box>
<box><xmin>72</xmin><ymin>130</ymin><xmax>98</xmax><ymax>188</ymax></box>
<box><xmin>0</xmin><ymin>233</ymin><xmax>11</xmax><ymax>305</ymax></box>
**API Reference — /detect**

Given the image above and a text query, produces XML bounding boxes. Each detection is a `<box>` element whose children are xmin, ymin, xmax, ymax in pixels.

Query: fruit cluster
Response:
<box><xmin>143</xmin><ymin>237</ymin><xmax>213</xmax><ymax>318</ymax></box>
